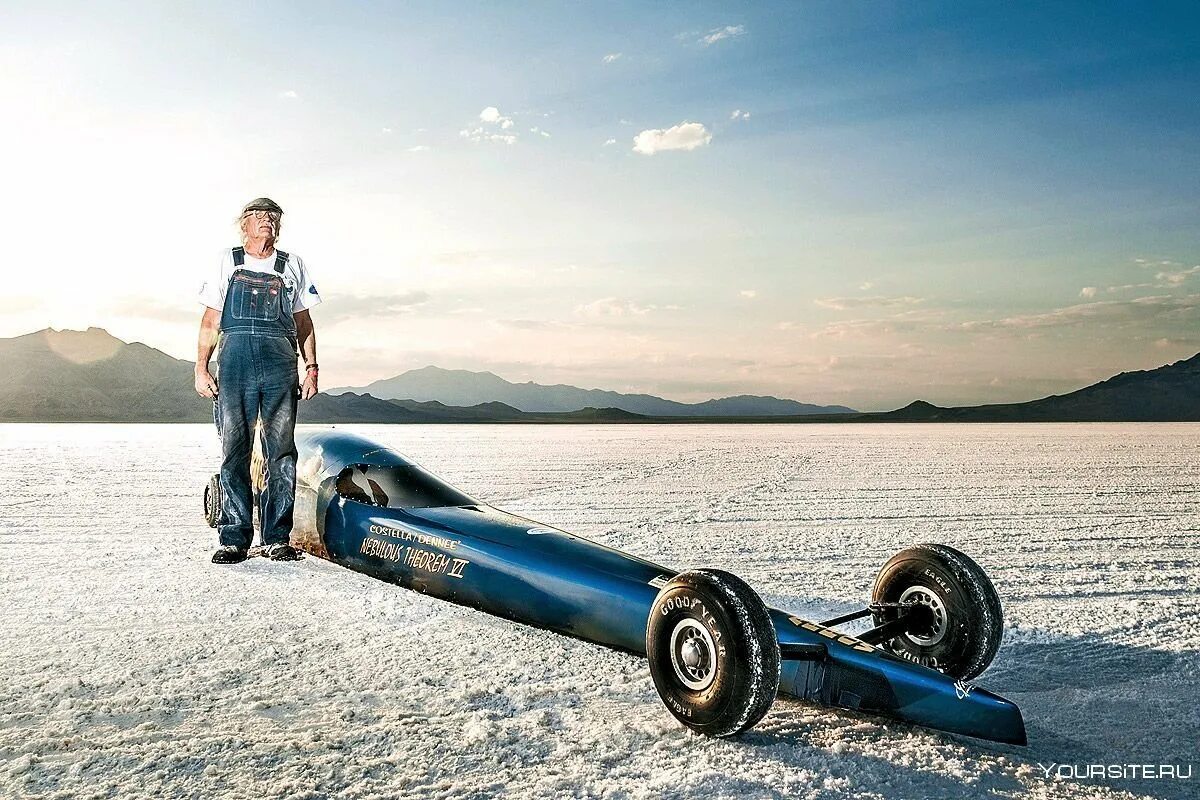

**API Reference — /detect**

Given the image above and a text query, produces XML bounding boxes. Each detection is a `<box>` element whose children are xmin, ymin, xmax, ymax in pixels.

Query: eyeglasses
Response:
<box><xmin>243</xmin><ymin>210</ymin><xmax>281</xmax><ymax>221</ymax></box>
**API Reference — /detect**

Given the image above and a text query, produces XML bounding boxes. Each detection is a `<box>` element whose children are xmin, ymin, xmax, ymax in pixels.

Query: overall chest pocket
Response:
<box><xmin>229</xmin><ymin>271</ymin><xmax>284</xmax><ymax>321</ymax></box>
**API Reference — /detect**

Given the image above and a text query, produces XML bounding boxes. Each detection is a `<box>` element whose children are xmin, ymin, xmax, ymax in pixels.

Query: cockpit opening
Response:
<box><xmin>334</xmin><ymin>463</ymin><xmax>477</xmax><ymax>509</ymax></box>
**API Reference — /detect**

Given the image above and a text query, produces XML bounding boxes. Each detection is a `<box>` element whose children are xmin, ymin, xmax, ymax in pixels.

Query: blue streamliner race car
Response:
<box><xmin>203</xmin><ymin>428</ymin><xmax>1026</xmax><ymax>744</ymax></box>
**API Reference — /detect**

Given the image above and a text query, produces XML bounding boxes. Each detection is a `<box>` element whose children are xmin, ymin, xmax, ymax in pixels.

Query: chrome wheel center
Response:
<box><xmin>669</xmin><ymin>618</ymin><xmax>717</xmax><ymax>691</ymax></box>
<box><xmin>899</xmin><ymin>585</ymin><xmax>948</xmax><ymax>646</ymax></box>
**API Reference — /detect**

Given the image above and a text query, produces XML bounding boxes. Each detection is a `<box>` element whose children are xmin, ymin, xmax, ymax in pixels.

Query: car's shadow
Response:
<box><xmin>752</xmin><ymin>594</ymin><xmax>1198</xmax><ymax>800</ymax></box>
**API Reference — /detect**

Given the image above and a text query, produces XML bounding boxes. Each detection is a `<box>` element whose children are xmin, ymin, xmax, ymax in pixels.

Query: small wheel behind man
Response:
<box><xmin>203</xmin><ymin>473</ymin><xmax>221</xmax><ymax>528</ymax></box>
<box><xmin>646</xmin><ymin>569</ymin><xmax>780</xmax><ymax>737</ymax></box>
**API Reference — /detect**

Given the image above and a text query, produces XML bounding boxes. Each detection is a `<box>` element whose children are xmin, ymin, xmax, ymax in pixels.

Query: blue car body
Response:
<box><xmin>287</xmin><ymin>428</ymin><xmax>1026</xmax><ymax>745</ymax></box>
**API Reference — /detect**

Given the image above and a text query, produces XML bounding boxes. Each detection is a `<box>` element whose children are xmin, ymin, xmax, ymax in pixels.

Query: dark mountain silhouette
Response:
<box><xmin>326</xmin><ymin>365</ymin><xmax>855</xmax><ymax>416</ymax></box>
<box><xmin>866</xmin><ymin>353</ymin><xmax>1200</xmax><ymax>421</ymax></box>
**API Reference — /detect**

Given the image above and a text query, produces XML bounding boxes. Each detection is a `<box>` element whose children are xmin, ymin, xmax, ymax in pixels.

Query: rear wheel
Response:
<box><xmin>203</xmin><ymin>473</ymin><xmax>221</xmax><ymax>528</ymax></box>
<box><xmin>646</xmin><ymin>569</ymin><xmax>780</xmax><ymax>737</ymax></box>
<box><xmin>871</xmin><ymin>544</ymin><xmax>1003</xmax><ymax>680</ymax></box>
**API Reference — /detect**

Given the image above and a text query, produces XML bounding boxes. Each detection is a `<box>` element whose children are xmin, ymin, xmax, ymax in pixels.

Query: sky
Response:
<box><xmin>1</xmin><ymin>1</ymin><xmax>1198</xmax><ymax>411</ymax></box>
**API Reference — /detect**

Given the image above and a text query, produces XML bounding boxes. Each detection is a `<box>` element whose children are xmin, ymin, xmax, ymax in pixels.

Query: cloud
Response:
<box><xmin>530</xmin><ymin>126</ymin><xmax>551</xmax><ymax>138</ymax></box>
<box><xmin>603</xmin><ymin>138</ymin><xmax>617</xmax><ymax>146</ymax></box>
<box><xmin>497</xmin><ymin>318</ymin><xmax>573</xmax><ymax>331</ymax></box>
<box><xmin>381</xmin><ymin>127</ymin><xmax>393</xmax><ymax>135</ymax></box>
<box><xmin>317</xmin><ymin>291</ymin><xmax>431</xmax><ymax>324</ymax></box>
<box><xmin>279</xmin><ymin>90</ymin><xmax>298</xmax><ymax>99</ymax></box>
<box><xmin>700</xmin><ymin>25</ymin><xmax>745</xmax><ymax>46</ymax></box>
<box><xmin>407</xmin><ymin>145</ymin><xmax>431</xmax><ymax>152</ymax></box>
<box><xmin>811</xmin><ymin>294</ymin><xmax>1200</xmax><ymax>342</ymax></box>
<box><xmin>602</xmin><ymin>53</ymin><xmax>622</xmax><ymax>64</ymax></box>
<box><xmin>739</xmin><ymin>289</ymin><xmax>757</xmax><ymax>299</ymax></box>
<box><xmin>729</xmin><ymin>109</ymin><xmax>751</xmax><ymax>121</ymax></box>
<box><xmin>460</xmin><ymin>127</ymin><xmax>517</xmax><ymax>145</ymax></box>
<box><xmin>1155</xmin><ymin>265</ymin><xmax>1200</xmax><ymax>286</ymax></box>
<box><xmin>632</xmin><ymin>122</ymin><xmax>711</xmax><ymax>155</ymax></box>
<box><xmin>111</xmin><ymin>298</ymin><xmax>196</xmax><ymax>324</ymax></box>
<box><xmin>462</xmin><ymin>106</ymin><xmax>518</xmax><ymax>144</ymax></box>
<box><xmin>956</xmin><ymin>294</ymin><xmax>1200</xmax><ymax>332</ymax></box>
<box><xmin>1080</xmin><ymin>286</ymin><xmax>1098</xmax><ymax>298</ymax></box>
<box><xmin>814</xmin><ymin>296</ymin><xmax>924</xmax><ymax>311</ymax></box>
<box><xmin>574</xmin><ymin>297</ymin><xmax>658</xmax><ymax>317</ymax></box>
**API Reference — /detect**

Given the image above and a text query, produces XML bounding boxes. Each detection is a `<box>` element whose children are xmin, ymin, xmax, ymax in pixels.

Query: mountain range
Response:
<box><xmin>0</xmin><ymin>326</ymin><xmax>1197</xmax><ymax>422</ymax></box>
<box><xmin>327</xmin><ymin>365</ymin><xmax>855</xmax><ymax>416</ymax></box>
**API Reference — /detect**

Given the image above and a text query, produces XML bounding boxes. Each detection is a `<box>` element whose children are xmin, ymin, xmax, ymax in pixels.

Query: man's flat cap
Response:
<box><xmin>241</xmin><ymin>197</ymin><xmax>283</xmax><ymax>215</ymax></box>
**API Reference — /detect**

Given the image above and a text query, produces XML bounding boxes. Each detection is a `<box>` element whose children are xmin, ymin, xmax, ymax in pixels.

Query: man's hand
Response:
<box><xmin>301</xmin><ymin>372</ymin><xmax>318</xmax><ymax>400</ymax></box>
<box><xmin>195</xmin><ymin>368</ymin><xmax>218</xmax><ymax>399</ymax></box>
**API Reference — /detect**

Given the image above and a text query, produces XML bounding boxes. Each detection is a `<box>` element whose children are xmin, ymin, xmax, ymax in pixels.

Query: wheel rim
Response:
<box><xmin>899</xmin><ymin>585</ymin><xmax>948</xmax><ymax>646</ymax></box>
<box><xmin>669</xmin><ymin>618</ymin><xmax>717</xmax><ymax>691</ymax></box>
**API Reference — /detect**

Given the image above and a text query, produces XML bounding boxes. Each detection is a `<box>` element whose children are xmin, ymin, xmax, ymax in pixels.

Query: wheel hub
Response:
<box><xmin>899</xmin><ymin>585</ymin><xmax>948</xmax><ymax>646</ymax></box>
<box><xmin>669</xmin><ymin>618</ymin><xmax>717</xmax><ymax>691</ymax></box>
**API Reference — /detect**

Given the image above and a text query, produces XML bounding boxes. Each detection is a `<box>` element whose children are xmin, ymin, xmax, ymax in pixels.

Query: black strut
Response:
<box><xmin>818</xmin><ymin>608</ymin><xmax>873</xmax><ymax>627</ymax></box>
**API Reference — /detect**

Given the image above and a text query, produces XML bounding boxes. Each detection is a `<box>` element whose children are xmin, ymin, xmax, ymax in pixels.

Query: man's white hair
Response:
<box><xmin>234</xmin><ymin>211</ymin><xmax>283</xmax><ymax>244</ymax></box>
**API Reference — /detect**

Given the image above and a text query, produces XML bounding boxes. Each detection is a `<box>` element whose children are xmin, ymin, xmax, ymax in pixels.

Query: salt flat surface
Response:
<box><xmin>0</xmin><ymin>423</ymin><xmax>1196</xmax><ymax>800</ymax></box>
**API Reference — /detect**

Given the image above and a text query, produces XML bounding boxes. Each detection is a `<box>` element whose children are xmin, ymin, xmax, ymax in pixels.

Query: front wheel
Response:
<box><xmin>646</xmin><ymin>569</ymin><xmax>780</xmax><ymax>737</ymax></box>
<box><xmin>871</xmin><ymin>543</ymin><xmax>1003</xmax><ymax>680</ymax></box>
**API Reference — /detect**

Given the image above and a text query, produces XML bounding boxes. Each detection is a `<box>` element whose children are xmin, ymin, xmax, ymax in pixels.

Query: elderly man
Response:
<box><xmin>194</xmin><ymin>197</ymin><xmax>322</xmax><ymax>564</ymax></box>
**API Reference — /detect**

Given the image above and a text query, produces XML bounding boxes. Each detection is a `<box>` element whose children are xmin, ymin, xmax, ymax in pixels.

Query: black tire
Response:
<box><xmin>204</xmin><ymin>473</ymin><xmax>221</xmax><ymax>528</ymax></box>
<box><xmin>646</xmin><ymin>569</ymin><xmax>780</xmax><ymax>737</ymax></box>
<box><xmin>871</xmin><ymin>543</ymin><xmax>1003</xmax><ymax>681</ymax></box>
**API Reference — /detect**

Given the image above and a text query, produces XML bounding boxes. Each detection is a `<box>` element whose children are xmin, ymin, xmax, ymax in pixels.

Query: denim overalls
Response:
<box><xmin>212</xmin><ymin>246</ymin><xmax>300</xmax><ymax>549</ymax></box>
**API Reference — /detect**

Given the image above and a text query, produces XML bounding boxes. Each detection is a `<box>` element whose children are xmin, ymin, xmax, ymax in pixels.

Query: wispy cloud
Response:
<box><xmin>739</xmin><ymin>289</ymin><xmax>757</xmax><ymax>299</ymax></box>
<box><xmin>700</xmin><ymin>25</ymin><xmax>745</xmax><ymax>46</ymax></box>
<box><xmin>811</xmin><ymin>294</ymin><xmax>1200</xmax><ymax>341</ymax></box>
<box><xmin>1156</xmin><ymin>265</ymin><xmax>1200</xmax><ymax>286</ymax></box>
<box><xmin>729</xmin><ymin>109</ymin><xmax>751</xmax><ymax>121</ymax></box>
<box><xmin>603</xmin><ymin>138</ymin><xmax>617</xmax><ymax>146</ymax></box>
<box><xmin>497</xmin><ymin>318</ymin><xmax>574</xmax><ymax>331</ymax></box>
<box><xmin>407</xmin><ymin>145</ymin><xmax>431</xmax><ymax>152</ymax></box>
<box><xmin>632</xmin><ymin>121</ymin><xmax>711</xmax><ymax>155</ymax></box>
<box><xmin>602</xmin><ymin>52</ymin><xmax>622</xmax><ymax>64</ymax></box>
<box><xmin>956</xmin><ymin>294</ymin><xmax>1200</xmax><ymax>332</ymax></box>
<box><xmin>814</xmin><ymin>296</ymin><xmax>924</xmax><ymax>310</ymax></box>
<box><xmin>318</xmin><ymin>291</ymin><xmax>431</xmax><ymax>324</ymax></box>
<box><xmin>279</xmin><ymin>90</ymin><xmax>298</xmax><ymax>99</ymax></box>
<box><xmin>574</xmin><ymin>297</ymin><xmax>659</xmax><ymax>317</ymax></box>
<box><xmin>1080</xmin><ymin>286</ymin><xmax>1097</xmax><ymax>298</ymax></box>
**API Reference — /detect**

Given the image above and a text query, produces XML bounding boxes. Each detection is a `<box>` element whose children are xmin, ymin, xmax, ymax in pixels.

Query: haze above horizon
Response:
<box><xmin>2</xmin><ymin>2</ymin><xmax>1197</xmax><ymax>411</ymax></box>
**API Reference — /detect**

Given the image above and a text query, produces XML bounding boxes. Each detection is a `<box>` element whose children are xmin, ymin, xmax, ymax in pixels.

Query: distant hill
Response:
<box><xmin>327</xmin><ymin>365</ymin><xmax>856</xmax><ymax>416</ymax></box>
<box><xmin>869</xmin><ymin>353</ymin><xmax>1200</xmax><ymax>422</ymax></box>
<box><xmin>0</xmin><ymin>327</ymin><xmax>208</xmax><ymax>422</ymax></box>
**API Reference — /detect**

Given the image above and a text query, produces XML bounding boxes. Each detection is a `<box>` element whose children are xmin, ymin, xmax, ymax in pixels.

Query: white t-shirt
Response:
<box><xmin>198</xmin><ymin>248</ymin><xmax>323</xmax><ymax>314</ymax></box>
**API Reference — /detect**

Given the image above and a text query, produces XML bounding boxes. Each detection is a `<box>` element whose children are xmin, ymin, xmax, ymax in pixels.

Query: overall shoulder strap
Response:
<box><xmin>231</xmin><ymin>246</ymin><xmax>245</xmax><ymax>266</ymax></box>
<box><xmin>273</xmin><ymin>250</ymin><xmax>289</xmax><ymax>274</ymax></box>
